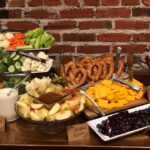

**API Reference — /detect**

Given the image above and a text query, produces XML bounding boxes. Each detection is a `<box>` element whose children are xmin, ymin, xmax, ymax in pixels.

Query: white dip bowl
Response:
<box><xmin>0</xmin><ymin>88</ymin><xmax>19</xmax><ymax>122</ymax></box>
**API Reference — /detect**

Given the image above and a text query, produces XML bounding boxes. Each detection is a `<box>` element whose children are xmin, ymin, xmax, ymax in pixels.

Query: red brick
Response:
<box><xmin>44</xmin><ymin>0</ymin><xmax>61</xmax><ymax>6</ymax></box>
<box><xmin>102</xmin><ymin>0</ymin><xmax>119</xmax><ymax>6</ymax></box>
<box><xmin>8</xmin><ymin>9</ymin><xmax>22</xmax><ymax>18</ymax></box>
<box><xmin>132</xmin><ymin>8</ymin><xmax>150</xmax><ymax>16</ymax></box>
<box><xmin>64</xmin><ymin>0</ymin><xmax>79</xmax><ymax>6</ymax></box>
<box><xmin>60</xmin><ymin>56</ymin><xmax>73</xmax><ymax>64</ymax></box>
<box><xmin>122</xmin><ymin>0</ymin><xmax>140</xmax><ymax>5</ymax></box>
<box><xmin>60</xmin><ymin>8</ymin><xmax>94</xmax><ymax>18</ymax></box>
<box><xmin>25</xmin><ymin>9</ymin><xmax>58</xmax><ymax>19</ymax></box>
<box><xmin>0</xmin><ymin>0</ymin><xmax>6</xmax><ymax>7</ymax></box>
<box><xmin>77</xmin><ymin>45</ymin><xmax>110</xmax><ymax>53</ymax></box>
<box><xmin>142</xmin><ymin>0</ymin><xmax>150</xmax><ymax>6</ymax></box>
<box><xmin>113</xmin><ymin>45</ymin><xmax>146</xmax><ymax>53</ymax></box>
<box><xmin>79</xmin><ymin>21</ymin><xmax>112</xmax><ymax>30</ymax></box>
<box><xmin>9</xmin><ymin>0</ymin><xmax>25</xmax><ymax>7</ymax></box>
<box><xmin>6</xmin><ymin>21</ymin><xmax>38</xmax><ymax>30</ymax></box>
<box><xmin>49</xmin><ymin>45</ymin><xmax>75</xmax><ymax>53</ymax></box>
<box><xmin>115</xmin><ymin>20</ymin><xmax>149</xmax><ymax>29</ymax></box>
<box><xmin>96</xmin><ymin>8</ymin><xmax>131</xmax><ymax>18</ymax></box>
<box><xmin>97</xmin><ymin>33</ymin><xmax>131</xmax><ymax>42</ymax></box>
<box><xmin>133</xmin><ymin>34</ymin><xmax>150</xmax><ymax>42</ymax></box>
<box><xmin>28</xmin><ymin>0</ymin><xmax>43</xmax><ymax>7</ymax></box>
<box><xmin>83</xmin><ymin>0</ymin><xmax>99</xmax><ymax>6</ymax></box>
<box><xmin>63</xmin><ymin>33</ymin><xmax>96</xmax><ymax>42</ymax></box>
<box><xmin>45</xmin><ymin>21</ymin><xmax>76</xmax><ymax>30</ymax></box>
<box><xmin>51</xmin><ymin>33</ymin><xmax>60</xmax><ymax>42</ymax></box>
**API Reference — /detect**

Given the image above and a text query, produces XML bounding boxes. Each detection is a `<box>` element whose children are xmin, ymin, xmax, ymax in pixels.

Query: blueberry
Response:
<box><xmin>96</xmin><ymin>124</ymin><xmax>101</xmax><ymax>129</ymax></box>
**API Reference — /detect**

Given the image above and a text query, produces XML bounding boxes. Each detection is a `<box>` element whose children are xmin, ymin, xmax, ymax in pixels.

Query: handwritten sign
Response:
<box><xmin>0</xmin><ymin>116</ymin><xmax>5</xmax><ymax>132</ymax></box>
<box><xmin>67</xmin><ymin>123</ymin><xmax>90</xmax><ymax>142</ymax></box>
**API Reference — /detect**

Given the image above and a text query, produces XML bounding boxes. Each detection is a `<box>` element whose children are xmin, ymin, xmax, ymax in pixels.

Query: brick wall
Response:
<box><xmin>0</xmin><ymin>0</ymin><xmax>150</xmax><ymax>58</ymax></box>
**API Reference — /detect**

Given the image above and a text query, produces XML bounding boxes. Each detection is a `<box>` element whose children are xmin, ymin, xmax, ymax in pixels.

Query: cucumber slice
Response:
<box><xmin>20</xmin><ymin>56</ymin><xmax>26</xmax><ymax>63</ymax></box>
<box><xmin>15</xmin><ymin>61</ymin><xmax>21</xmax><ymax>70</ymax></box>
<box><xmin>16</xmin><ymin>45</ymin><xmax>33</xmax><ymax>50</ymax></box>
<box><xmin>3</xmin><ymin>58</ymin><xmax>8</xmax><ymax>63</ymax></box>
<box><xmin>13</xmin><ymin>55</ymin><xmax>20</xmax><ymax>61</ymax></box>
<box><xmin>10</xmin><ymin>52</ymin><xmax>16</xmax><ymax>59</ymax></box>
<box><xmin>8</xmin><ymin>65</ymin><xmax>15</xmax><ymax>73</ymax></box>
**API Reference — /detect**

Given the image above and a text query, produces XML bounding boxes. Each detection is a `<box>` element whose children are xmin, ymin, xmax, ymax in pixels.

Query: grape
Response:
<box><xmin>96</xmin><ymin>106</ymin><xmax>150</xmax><ymax>137</ymax></box>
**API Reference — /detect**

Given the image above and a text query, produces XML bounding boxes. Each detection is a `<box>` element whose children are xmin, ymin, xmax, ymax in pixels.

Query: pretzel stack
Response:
<box><xmin>60</xmin><ymin>54</ymin><xmax>124</xmax><ymax>87</ymax></box>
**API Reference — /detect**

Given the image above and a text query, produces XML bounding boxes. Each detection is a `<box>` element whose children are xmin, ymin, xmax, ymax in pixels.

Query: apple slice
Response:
<box><xmin>75</xmin><ymin>103</ymin><xmax>84</xmax><ymax>114</ymax></box>
<box><xmin>34</xmin><ymin>110</ymin><xmax>45</xmax><ymax>121</ymax></box>
<box><xmin>80</xmin><ymin>96</ymin><xmax>86</xmax><ymax>104</ymax></box>
<box><xmin>55</xmin><ymin>110</ymin><xmax>73</xmax><ymax>121</ymax></box>
<box><xmin>49</xmin><ymin>103</ymin><xmax>60</xmax><ymax>116</ymax></box>
<box><xmin>18</xmin><ymin>106</ymin><xmax>30</xmax><ymax>118</ymax></box>
<box><xmin>39</xmin><ymin>107</ymin><xmax>49</xmax><ymax>118</ymax></box>
<box><xmin>30</xmin><ymin>111</ymin><xmax>42</xmax><ymax>121</ymax></box>
<box><xmin>46</xmin><ymin>113</ymin><xmax>57</xmax><ymax>121</ymax></box>
<box><xmin>60</xmin><ymin>103</ymin><xmax>70</xmax><ymax>111</ymax></box>
<box><xmin>66</xmin><ymin>99</ymin><xmax>80</xmax><ymax>107</ymax></box>
<box><xmin>30</xmin><ymin>103</ymin><xmax>43</xmax><ymax>110</ymax></box>
<box><xmin>17</xmin><ymin>101</ymin><xmax>30</xmax><ymax>109</ymax></box>
<box><xmin>70</xmin><ymin>104</ymin><xmax>80</xmax><ymax>111</ymax></box>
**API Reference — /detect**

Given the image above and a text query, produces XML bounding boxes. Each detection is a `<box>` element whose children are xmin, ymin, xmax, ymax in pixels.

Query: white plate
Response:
<box><xmin>87</xmin><ymin>103</ymin><xmax>150</xmax><ymax>141</ymax></box>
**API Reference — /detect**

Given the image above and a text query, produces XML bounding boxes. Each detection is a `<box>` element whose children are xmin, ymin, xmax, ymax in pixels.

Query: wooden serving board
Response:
<box><xmin>84</xmin><ymin>86</ymin><xmax>150</xmax><ymax>119</ymax></box>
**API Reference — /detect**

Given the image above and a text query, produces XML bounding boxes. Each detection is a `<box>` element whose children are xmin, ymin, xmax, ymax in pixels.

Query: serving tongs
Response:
<box><xmin>114</xmin><ymin>47</ymin><xmax>122</xmax><ymax>72</ymax></box>
<box><xmin>79</xmin><ymin>90</ymin><xmax>105</xmax><ymax>116</ymax></box>
<box><xmin>17</xmin><ymin>51</ymin><xmax>47</xmax><ymax>63</ymax></box>
<box><xmin>112</xmin><ymin>75</ymin><xmax>141</xmax><ymax>92</ymax></box>
<box><xmin>0</xmin><ymin>72</ymin><xmax>31</xmax><ymax>77</ymax></box>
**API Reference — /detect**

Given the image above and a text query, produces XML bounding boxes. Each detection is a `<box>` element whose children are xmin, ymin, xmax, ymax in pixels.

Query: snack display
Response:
<box><xmin>0</xmin><ymin>27</ymin><xmax>149</xmax><ymax>142</ymax></box>
<box><xmin>86</xmin><ymin>79</ymin><xmax>144</xmax><ymax>109</ymax></box>
<box><xmin>60</xmin><ymin>54</ymin><xmax>124</xmax><ymax>86</ymax></box>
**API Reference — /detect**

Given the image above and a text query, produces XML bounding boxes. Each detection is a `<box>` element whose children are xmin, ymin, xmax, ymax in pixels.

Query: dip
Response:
<box><xmin>0</xmin><ymin>88</ymin><xmax>18</xmax><ymax>122</ymax></box>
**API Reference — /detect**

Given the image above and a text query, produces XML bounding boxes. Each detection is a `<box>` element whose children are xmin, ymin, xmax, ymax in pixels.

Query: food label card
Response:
<box><xmin>67</xmin><ymin>123</ymin><xmax>90</xmax><ymax>142</ymax></box>
<box><xmin>0</xmin><ymin>116</ymin><xmax>5</xmax><ymax>132</ymax></box>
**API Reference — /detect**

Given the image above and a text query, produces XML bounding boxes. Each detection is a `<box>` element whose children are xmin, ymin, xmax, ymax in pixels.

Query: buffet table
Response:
<box><xmin>0</xmin><ymin>69</ymin><xmax>150</xmax><ymax>150</ymax></box>
<box><xmin>0</xmin><ymin>71</ymin><xmax>150</xmax><ymax>150</ymax></box>
<box><xmin>1</xmin><ymin>118</ymin><xmax>150</xmax><ymax>150</ymax></box>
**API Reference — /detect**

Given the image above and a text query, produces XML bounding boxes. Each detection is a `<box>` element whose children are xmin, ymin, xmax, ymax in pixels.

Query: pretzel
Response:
<box><xmin>81</xmin><ymin>56</ymin><xmax>93</xmax><ymax>69</ymax></box>
<box><xmin>105</xmin><ymin>60</ymin><xmax>114</xmax><ymax>79</ymax></box>
<box><xmin>71</xmin><ymin>68</ymin><xmax>87</xmax><ymax>86</ymax></box>
<box><xmin>87</xmin><ymin>61</ymin><xmax>102</xmax><ymax>81</ymax></box>
<box><xmin>115</xmin><ymin>59</ymin><xmax>124</xmax><ymax>77</ymax></box>
<box><xmin>60</xmin><ymin>61</ymin><xmax>76</xmax><ymax>82</ymax></box>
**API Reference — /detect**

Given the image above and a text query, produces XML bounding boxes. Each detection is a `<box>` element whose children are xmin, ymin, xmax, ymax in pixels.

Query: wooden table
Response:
<box><xmin>1</xmin><ymin>116</ymin><xmax>150</xmax><ymax>150</ymax></box>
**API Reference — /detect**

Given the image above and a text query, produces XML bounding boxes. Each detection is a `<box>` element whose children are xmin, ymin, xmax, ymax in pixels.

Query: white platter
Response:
<box><xmin>87</xmin><ymin>103</ymin><xmax>150</xmax><ymax>141</ymax></box>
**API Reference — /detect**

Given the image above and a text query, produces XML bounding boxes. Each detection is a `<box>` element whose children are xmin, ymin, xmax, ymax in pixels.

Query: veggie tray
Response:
<box><xmin>84</xmin><ymin>79</ymin><xmax>149</xmax><ymax>118</ymax></box>
<box><xmin>0</xmin><ymin>28</ymin><xmax>55</xmax><ymax>51</ymax></box>
<box><xmin>0</xmin><ymin>49</ymin><xmax>54</xmax><ymax>74</ymax></box>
